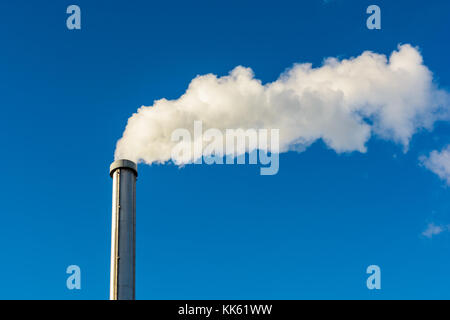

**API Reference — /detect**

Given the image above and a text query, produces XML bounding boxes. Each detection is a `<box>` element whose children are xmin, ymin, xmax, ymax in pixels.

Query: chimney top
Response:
<box><xmin>110</xmin><ymin>159</ymin><xmax>138</xmax><ymax>178</ymax></box>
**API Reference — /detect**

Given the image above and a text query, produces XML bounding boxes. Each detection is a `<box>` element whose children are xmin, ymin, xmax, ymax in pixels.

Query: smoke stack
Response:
<box><xmin>109</xmin><ymin>159</ymin><xmax>137</xmax><ymax>300</ymax></box>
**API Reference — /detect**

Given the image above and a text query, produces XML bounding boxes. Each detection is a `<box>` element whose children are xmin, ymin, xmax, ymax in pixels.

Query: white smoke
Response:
<box><xmin>115</xmin><ymin>44</ymin><xmax>449</xmax><ymax>165</ymax></box>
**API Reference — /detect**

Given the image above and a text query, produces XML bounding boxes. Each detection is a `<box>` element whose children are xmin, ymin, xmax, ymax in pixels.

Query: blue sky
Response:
<box><xmin>1</xmin><ymin>0</ymin><xmax>450</xmax><ymax>299</ymax></box>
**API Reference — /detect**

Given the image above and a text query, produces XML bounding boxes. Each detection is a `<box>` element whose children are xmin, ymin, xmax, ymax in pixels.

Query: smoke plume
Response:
<box><xmin>115</xmin><ymin>44</ymin><xmax>449</xmax><ymax>165</ymax></box>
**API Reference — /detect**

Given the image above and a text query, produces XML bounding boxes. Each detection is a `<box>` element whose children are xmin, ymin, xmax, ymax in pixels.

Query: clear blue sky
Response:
<box><xmin>1</xmin><ymin>0</ymin><xmax>450</xmax><ymax>299</ymax></box>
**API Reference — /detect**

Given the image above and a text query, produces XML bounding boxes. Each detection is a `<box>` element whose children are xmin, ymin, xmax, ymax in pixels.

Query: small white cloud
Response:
<box><xmin>420</xmin><ymin>146</ymin><xmax>450</xmax><ymax>185</ymax></box>
<box><xmin>422</xmin><ymin>223</ymin><xmax>447</xmax><ymax>238</ymax></box>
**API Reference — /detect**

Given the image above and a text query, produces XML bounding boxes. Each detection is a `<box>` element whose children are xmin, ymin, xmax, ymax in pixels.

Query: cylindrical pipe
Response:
<box><xmin>109</xmin><ymin>159</ymin><xmax>137</xmax><ymax>300</ymax></box>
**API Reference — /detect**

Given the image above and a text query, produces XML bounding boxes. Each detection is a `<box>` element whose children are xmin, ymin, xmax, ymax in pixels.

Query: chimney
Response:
<box><xmin>109</xmin><ymin>159</ymin><xmax>137</xmax><ymax>300</ymax></box>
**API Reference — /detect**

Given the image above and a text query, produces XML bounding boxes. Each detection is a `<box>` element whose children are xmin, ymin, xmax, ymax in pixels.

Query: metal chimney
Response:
<box><xmin>109</xmin><ymin>159</ymin><xmax>137</xmax><ymax>300</ymax></box>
